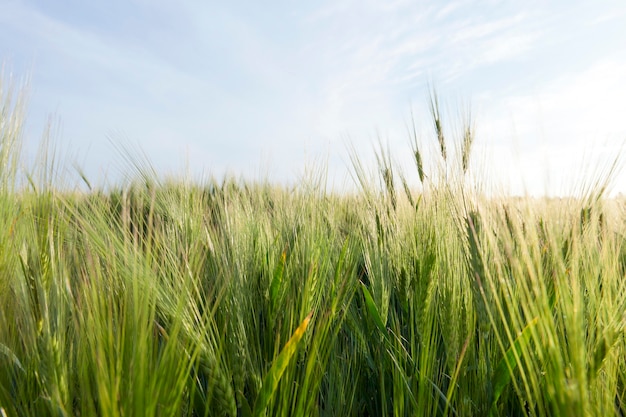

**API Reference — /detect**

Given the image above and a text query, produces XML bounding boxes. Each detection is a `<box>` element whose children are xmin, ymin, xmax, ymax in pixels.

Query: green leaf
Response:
<box><xmin>490</xmin><ymin>317</ymin><xmax>538</xmax><ymax>416</ymax></box>
<box><xmin>0</xmin><ymin>342</ymin><xmax>24</xmax><ymax>373</ymax></box>
<box><xmin>360</xmin><ymin>281</ymin><xmax>387</xmax><ymax>335</ymax></box>
<box><xmin>238</xmin><ymin>394</ymin><xmax>254</xmax><ymax>417</ymax></box>
<box><xmin>253</xmin><ymin>311</ymin><xmax>313</xmax><ymax>417</ymax></box>
<box><xmin>589</xmin><ymin>325</ymin><xmax>621</xmax><ymax>381</ymax></box>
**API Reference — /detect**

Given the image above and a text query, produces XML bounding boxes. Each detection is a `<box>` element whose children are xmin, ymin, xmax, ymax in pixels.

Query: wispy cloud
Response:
<box><xmin>1</xmin><ymin>0</ymin><xmax>624</xmax><ymax>193</ymax></box>
<box><xmin>448</xmin><ymin>13</ymin><xmax>528</xmax><ymax>44</ymax></box>
<box><xmin>586</xmin><ymin>6</ymin><xmax>626</xmax><ymax>26</ymax></box>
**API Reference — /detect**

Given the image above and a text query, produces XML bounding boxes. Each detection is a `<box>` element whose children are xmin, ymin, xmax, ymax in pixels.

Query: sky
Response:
<box><xmin>1</xmin><ymin>0</ymin><xmax>625</xmax><ymax>195</ymax></box>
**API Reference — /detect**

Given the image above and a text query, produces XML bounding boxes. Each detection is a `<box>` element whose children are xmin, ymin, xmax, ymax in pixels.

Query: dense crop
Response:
<box><xmin>1</xmin><ymin>79</ymin><xmax>626</xmax><ymax>416</ymax></box>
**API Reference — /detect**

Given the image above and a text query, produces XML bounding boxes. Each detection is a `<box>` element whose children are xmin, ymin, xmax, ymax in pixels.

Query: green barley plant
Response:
<box><xmin>1</xmin><ymin>73</ymin><xmax>626</xmax><ymax>416</ymax></box>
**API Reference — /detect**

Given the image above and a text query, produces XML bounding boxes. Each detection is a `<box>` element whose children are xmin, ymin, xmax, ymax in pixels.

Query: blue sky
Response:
<box><xmin>1</xmin><ymin>0</ymin><xmax>625</xmax><ymax>195</ymax></box>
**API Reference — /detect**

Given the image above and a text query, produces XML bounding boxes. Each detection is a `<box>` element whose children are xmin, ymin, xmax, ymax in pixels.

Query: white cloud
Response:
<box><xmin>435</xmin><ymin>1</ymin><xmax>466</xmax><ymax>20</ymax></box>
<box><xmin>448</xmin><ymin>13</ymin><xmax>528</xmax><ymax>44</ymax></box>
<box><xmin>2</xmin><ymin>0</ymin><xmax>625</xmax><ymax>193</ymax></box>
<box><xmin>586</xmin><ymin>6</ymin><xmax>626</xmax><ymax>26</ymax></box>
<box><xmin>475</xmin><ymin>58</ymin><xmax>626</xmax><ymax>195</ymax></box>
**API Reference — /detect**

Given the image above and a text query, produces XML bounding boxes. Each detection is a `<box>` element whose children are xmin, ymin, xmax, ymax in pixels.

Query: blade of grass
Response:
<box><xmin>490</xmin><ymin>316</ymin><xmax>539</xmax><ymax>416</ymax></box>
<box><xmin>253</xmin><ymin>310</ymin><xmax>313</xmax><ymax>417</ymax></box>
<box><xmin>360</xmin><ymin>281</ymin><xmax>387</xmax><ymax>335</ymax></box>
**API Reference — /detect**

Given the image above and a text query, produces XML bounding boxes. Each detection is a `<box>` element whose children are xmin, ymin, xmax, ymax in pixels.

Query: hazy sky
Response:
<box><xmin>1</xmin><ymin>0</ymin><xmax>625</xmax><ymax>195</ymax></box>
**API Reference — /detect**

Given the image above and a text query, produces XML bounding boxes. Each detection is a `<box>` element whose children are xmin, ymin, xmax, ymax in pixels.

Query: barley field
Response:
<box><xmin>2</xmin><ymin>81</ymin><xmax>626</xmax><ymax>417</ymax></box>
